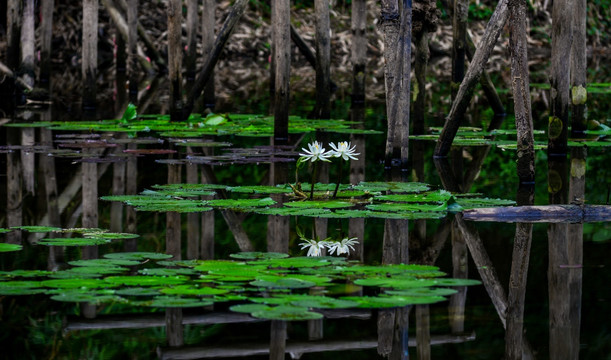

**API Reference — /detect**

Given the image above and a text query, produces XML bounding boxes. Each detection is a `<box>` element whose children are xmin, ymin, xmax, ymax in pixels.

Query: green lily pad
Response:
<box><xmin>159</xmin><ymin>285</ymin><xmax>229</xmax><ymax>296</ymax></box>
<box><xmin>50</xmin><ymin>291</ymin><xmax>124</xmax><ymax>304</ymax></box>
<box><xmin>104</xmin><ymin>252</ymin><xmax>174</xmax><ymax>261</ymax></box>
<box><xmin>250</xmin><ymin>277</ymin><xmax>317</xmax><ymax>289</ymax></box>
<box><xmin>207</xmin><ymin>197</ymin><xmax>276</xmax><ymax>209</ymax></box>
<box><xmin>433</xmin><ymin>278</ymin><xmax>482</xmax><ymax>286</ymax></box>
<box><xmin>353</xmin><ymin>182</ymin><xmax>430</xmax><ymax>193</ymax></box>
<box><xmin>83</xmin><ymin>232</ymin><xmax>140</xmax><ymax>240</ymax></box>
<box><xmin>104</xmin><ymin>275</ymin><xmax>188</xmax><ymax>286</ymax></box>
<box><xmin>366</xmin><ymin>203</ymin><xmax>447</xmax><ymax>213</ymax></box>
<box><xmin>10</xmin><ymin>225</ymin><xmax>62</xmax><ymax>232</ymax></box>
<box><xmin>69</xmin><ymin>259</ymin><xmax>142</xmax><ymax>267</ymax></box>
<box><xmin>373</xmin><ymin>190</ymin><xmax>453</xmax><ymax>204</ymax></box>
<box><xmin>229</xmin><ymin>303</ymin><xmax>273</xmax><ymax>313</ymax></box>
<box><xmin>0</xmin><ymin>228</ymin><xmax>11</xmax><ymax>233</ymax></box>
<box><xmin>251</xmin><ymin>305</ymin><xmax>323</xmax><ymax>321</ymax></box>
<box><xmin>41</xmin><ymin>278</ymin><xmax>113</xmax><ymax>289</ymax></box>
<box><xmin>60</xmin><ymin>266</ymin><xmax>129</xmax><ymax>276</ymax></box>
<box><xmin>138</xmin><ymin>268</ymin><xmax>197</xmax><ymax>276</ymax></box>
<box><xmin>284</xmin><ymin>200</ymin><xmax>354</xmax><ymax>209</ymax></box>
<box><xmin>255</xmin><ymin>256</ymin><xmax>347</xmax><ymax>269</ymax></box>
<box><xmin>227</xmin><ymin>185</ymin><xmax>292</xmax><ymax>194</ymax></box>
<box><xmin>0</xmin><ymin>270</ymin><xmax>52</xmax><ymax>278</ymax></box>
<box><xmin>454</xmin><ymin>197</ymin><xmax>516</xmax><ymax>209</ymax></box>
<box><xmin>144</xmin><ymin>296</ymin><xmax>214</xmax><ymax>308</ymax></box>
<box><xmin>288</xmin><ymin>295</ymin><xmax>359</xmax><ymax>309</ymax></box>
<box><xmin>115</xmin><ymin>287</ymin><xmax>162</xmax><ymax>296</ymax></box>
<box><xmin>353</xmin><ymin>277</ymin><xmax>438</xmax><ymax>289</ymax></box>
<box><xmin>230</xmin><ymin>252</ymin><xmax>290</xmax><ymax>260</ymax></box>
<box><xmin>385</xmin><ymin>288</ymin><xmax>458</xmax><ymax>297</ymax></box>
<box><xmin>0</xmin><ymin>243</ymin><xmax>23</xmax><ymax>252</ymax></box>
<box><xmin>36</xmin><ymin>237</ymin><xmax>111</xmax><ymax>246</ymax></box>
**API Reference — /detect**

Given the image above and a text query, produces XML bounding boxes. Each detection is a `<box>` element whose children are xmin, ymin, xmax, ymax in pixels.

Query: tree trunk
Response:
<box><xmin>509</xmin><ymin>0</ymin><xmax>535</xmax><ymax>184</ymax></box>
<box><xmin>82</xmin><ymin>0</ymin><xmax>99</xmax><ymax>117</ymax></box>
<box><xmin>548</xmin><ymin>0</ymin><xmax>573</xmax><ymax>156</ymax></box>
<box><xmin>167</xmin><ymin>0</ymin><xmax>183</xmax><ymax>122</ymax></box>
<box><xmin>434</xmin><ymin>0</ymin><xmax>508</xmax><ymax>157</ymax></box>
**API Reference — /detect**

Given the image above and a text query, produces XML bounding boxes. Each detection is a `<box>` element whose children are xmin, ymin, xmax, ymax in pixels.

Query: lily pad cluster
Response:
<box><xmin>0</xmin><ymin>252</ymin><xmax>480</xmax><ymax>320</ymax></box>
<box><xmin>0</xmin><ymin>226</ymin><xmax>139</xmax><ymax>247</ymax></box>
<box><xmin>101</xmin><ymin>182</ymin><xmax>516</xmax><ymax>219</ymax></box>
<box><xmin>410</xmin><ymin>126</ymin><xmax>611</xmax><ymax>149</ymax></box>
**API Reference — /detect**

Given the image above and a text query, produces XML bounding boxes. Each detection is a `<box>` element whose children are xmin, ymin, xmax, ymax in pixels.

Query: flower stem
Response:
<box><xmin>332</xmin><ymin>161</ymin><xmax>343</xmax><ymax>199</ymax></box>
<box><xmin>310</xmin><ymin>161</ymin><xmax>319</xmax><ymax>200</ymax></box>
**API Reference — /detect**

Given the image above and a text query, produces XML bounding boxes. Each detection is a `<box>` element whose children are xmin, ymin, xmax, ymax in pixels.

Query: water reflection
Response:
<box><xmin>0</xmin><ymin>118</ymin><xmax>609</xmax><ymax>358</ymax></box>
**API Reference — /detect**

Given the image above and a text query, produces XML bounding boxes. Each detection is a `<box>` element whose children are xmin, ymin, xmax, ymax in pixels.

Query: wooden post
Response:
<box><xmin>21</xmin><ymin>126</ymin><xmax>35</xmax><ymax>196</ymax></box>
<box><xmin>570</xmin><ymin>0</ymin><xmax>587</xmax><ymax>136</ymax></box>
<box><xmin>269</xmin><ymin>320</ymin><xmax>287</xmax><ymax>360</ymax></box>
<box><xmin>186</xmin><ymin>148</ymin><xmax>200</xmax><ymax>260</ymax></box>
<box><xmin>82</xmin><ymin>0</ymin><xmax>99</xmax><ymax>117</ymax></box>
<box><xmin>312</xmin><ymin>0</ymin><xmax>331</xmax><ymax>119</ymax></box>
<box><xmin>127</xmin><ymin>0</ymin><xmax>138</xmax><ymax>103</ymax></box>
<box><xmin>6</xmin><ymin>128</ymin><xmax>23</xmax><ymax>244</ymax></box>
<box><xmin>272</xmin><ymin>0</ymin><xmax>291</xmax><ymax>145</ymax></box>
<box><xmin>351</xmin><ymin>0</ymin><xmax>367</xmax><ymax>107</ymax></box>
<box><xmin>6</xmin><ymin>0</ymin><xmax>21</xmax><ymax>105</ymax></box>
<box><xmin>20</xmin><ymin>0</ymin><xmax>35</xmax><ymax>88</ymax></box>
<box><xmin>508</xmin><ymin>0</ymin><xmax>535</xmax><ymax>184</ymax></box>
<box><xmin>166</xmin><ymin>308</ymin><xmax>184</xmax><ymax>347</ymax></box>
<box><xmin>380</xmin><ymin>0</ymin><xmax>401</xmax><ymax>167</ymax></box>
<box><xmin>451</xmin><ymin>0</ymin><xmax>468</xmax><ymax>100</ymax></box>
<box><xmin>398</xmin><ymin>0</ymin><xmax>413</xmax><ymax>169</ymax></box>
<box><xmin>448</xmin><ymin>220</ymin><xmax>468</xmax><ymax>333</ymax></box>
<box><xmin>115</xmin><ymin>32</ymin><xmax>127</xmax><ymax>114</ymax></box>
<box><xmin>548</xmin><ymin>0</ymin><xmax>573</xmax><ymax>156</ymax></box>
<box><xmin>38</xmin><ymin>0</ymin><xmax>54</xmax><ymax>85</ymax></box>
<box><xmin>416</xmin><ymin>305</ymin><xmax>431</xmax><ymax>360</ymax></box>
<box><xmin>168</xmin><ymin>0</ymin><xmax>183</xmax><ymax>122</ymax></box>
<box><xmin>434</xmin><ymin>0</ymin><xmax>508</xmax><ymax>157</ymax></box>
<box><xmin>166</xmin><ymin>163</ymin><xmax>182</xmax><ymax>259</ymax></box>
<box><xmin>201</xmin><ymin>0</ymin><xmax>216</xmax><ymax>110</ymax></box>
<box><xmin>186</xmin><ymin>0</ymin><xmax>198</xmax><ymax>93</ymax></box>
<box><xmin>82</xmin><ymin>153</ymin><xmax>99</xmax><ymax>260</ymax></box>
<box><xmin>504</xmin><ymin>222</ymin><xmax>533</xmax><ymax>360</ymax></box>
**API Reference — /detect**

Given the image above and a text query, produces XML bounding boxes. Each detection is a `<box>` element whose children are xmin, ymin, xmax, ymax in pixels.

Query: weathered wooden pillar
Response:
<box><xmin>398</xmin><ymin>0</ymin><xmax>413</xmax><ymax>169</ymax></box>
<box><xmin>186</xmin><ymin>149</ymin><xmax>200</xmax><ymax>260</ymax></box>
<box><xmin>39</xmin><ymin>0</ymin><xmax>54</xmax><ymax>87</ymax></box>
<box><xmin>416</xmin><ymin>304</ymin><xmax>431</xmax><ymax>360</ymax></box>
<box><xmin>82</xmin><ymin>0</ymin><xmax>99</xmax><ymax>117</ymax></box>
<box><xmin>351</xmin><ymin>0</ymin><xmax>367</xmax><ymax>107</ymax></box>
<box><xmin>381</xmin><ymin>0</ymin><xmax>400</xmax><ymax>167</ymax></box>
<box><xmin>269</xmin><ymin>320</ymin><xmax>287</xmax><ymax>360</ymax></box>
<box><xmin>166</xmin><ymin>163</ymin><xmax>182</xmax><ymax>259</ymax></box>
<box><xmin>548</xmin><ymin>0</ymin><xmax>573</xmax><ymax>156</ymax></box>
<box><xmin>186</xmin><ymin>0</ymin><xmax>198</xmax><ymax>93</ymax></box>
<box><xmin>166</xmin><ymin>308</ymin><xmax>184</xmax><ymax>347</ymax></box>
<box><xmin>201</xmin><ymin>0</ymin><xmax>216</xmax><ymax>110</ymax></box>
<box><xmin>508</xmin><ymin>0</ymin><xmax>535</xmax><ymax>184</ymax></box>
<box><xmin>448</xmin><ymin>220</ymin><xmax>468</xmax><ymax>333</ymax></box>
<box><xmin>82</xmin><ymin>152</ymin><xmax>99</xmax><ymax>259</ymax></box>
<box><xmin>127</xmin><ymin>0</ymin><xmax>138</xmax><ymax>104</ymax></box>
<box><xmin>570</xmin><ymin>0</ymin><xmax>587</xmax><ymax>136</ymax></box>
<box><xmin>115</xmin><ymin>32</ymin><xmax>127</xmax><ymax>113</ymax></box>
<box><xmin>6</xmin><ymin>0</ymin><xmax>22</xmax><ymax>104</ymax></box>
<box><xmin>168</xmin><ymin>0</ymin><xmax>183</xmax><ymax>122</ymax></box>
<box><xmin>272</xmin><ymin>0</ymin><xmax>291</xmax><ymax>145</ymax></box>
<box><xmin>20</xmin><ymin>0</ymin><xmax>35</xmax><ymax>88</ymax></box>
<box><xmin>451</xmin><ymin>0</ymin><xmax>467</xmax><ymax>98</ymax></box>
<box><xmin>312</xmin><ymin>0</ymin><xmax>331</xmax><ymax>119</ymax></box>
<box><xmin>434</xmin><ymin>0</ymin><xmax>508</xmax><ymax>157</ymax></box>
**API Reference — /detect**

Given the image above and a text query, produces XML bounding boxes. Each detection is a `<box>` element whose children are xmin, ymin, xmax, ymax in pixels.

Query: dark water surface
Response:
<box><xmin>0</xmin><ymin>100</ymin><xmax>610</xmax><ymax>360</ymax></box>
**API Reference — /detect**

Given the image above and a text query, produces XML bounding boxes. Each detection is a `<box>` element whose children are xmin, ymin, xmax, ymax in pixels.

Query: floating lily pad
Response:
<box><xmin>36</xmin><ymin>237</ymin><xmax>111</xmax><ymax>246</ymax></box>
<box><xmin>207</xmin><ymin>197</ymin><xmax>276</xmax><ymax>209</ymax></box>
<box><xmin>251</xmin><ymin>305</ymin><xmax>323</xmax><ymax>321</ymax></box>
<box><xmin>83</xmin><ymin>232</ymin><xmax>140</xmax><ymax>240</ymax></box>
<box><xmin>104</xmin><ymin>275</ymin><xmax>188</xmax><ymax>286</ymax></box>
<box><xmin>0</xmin><ymin>270</ymin><xmax>52</xmax><ymax>278</ymax></box>
<box><xmin>340</xmin><ymin>295</ymin><xmax>444</xmax><ymax>308</ymax></box>
<box><xmin>226</xmin><ymin>185</ymin><xmax>293</xmax><ymax>194</ymax></box>
<box><xmin>287</xmin><ymin>295</ymin><xmax>359</xmax><ymax>309</ymax></box>
<box><xmin>385</xmin><ymin>288</ymin><xmax>458</xmax><ymax>297</ymax></box>
<box><xmin>69</xmin><ymin>259</ymin><xmax>142</xmax><ymax>267</ymax></box>
<box><xmin>10</xmin><ymin>225</ymin><xmax>62</xmax><ymax>232</ymax></box>
<box><xmin>159</xmin><ymin>285</ymin><xmax>229</xmax><ymax>296</ymax></box>
<box><xmin>366</xmin><ymin>203</ymin><xmax>447</xmax><ymax>212</ymax></box>
<box><xmin>353</xmin><ymin>277</ymin><xmax>439</xmax><ymax>289</ymax></box>
<box><xmin>138</xmin><ymin>268</ymin><xmax>197</xmax><ymax>276</ymax></box>
<box><xmin>354</xmin><ymin>182</ymin><xmax>430</xmax><ymax>193</ymax></box>
<box><xmin>250</xmin><ymin>277</ymin><xmax>317</xmax><ymax>289</ymax></box>
<box><xmin>0</xmin><ymin>228</ymin><xmax>11</xmax><ymax>233</ymax></box>
<box><xmin>433</xmin><ymin>278</ymin><xmax>482</xmax><ymax>286</ymax></box>
<box><xmin>455</xmin><ymin>197</ymin><xmax>516</xmax><ymax>209</ymax></box>
<box><xmin>144</xmin><ymin>296</ymin><xmax>214</xmax><ymax>308</ymax></box>
<box><xmin>229</xmin><ymin>303</ymin><xmax>273</xmax><ymax>313</ymax></box>
<box><xmin>50</xmin><ymin>291</ymin><xmax>124</xmax><ymax>304</ymax></box>
<box><xmin>255</xmin><ymin>256</ymin><xmax>347</xmax><ymax>269</ymax></box>
<box><xmin>0</xmin><ymin>243</ymin><xmax>23</xmax><ymax>252</ymax></box>
<box><xmin>115</xmin><ymin>287</ymin><xmax>162</xmax><ymax>296</ymax></box>
<box><xmin>230</xmin><ymin>252</ymin><xmax>290</xmax><ymax>260</ymax></box>
<box><xmin>104</xmin><ymin>252</ymin><xmax>174</xmax><ymax>261</ymax></box>
<box><xmin>374</xmin><ymin>190</ymin><xmax>454</xmax><ymax>204</ymax></box>
<box><xmin>60</xmin><ymin>266</ymin><xmax>129</xmax><ymax>276</ymax></box>
<box><xmin>284</xmin><ymin>200</ymin><xmax>354</xmax><ymax>209</ymax></box>
<box><xmin>41</xmin><ymin>278</ymin><xmax>113</xmax><ymax>289</ymax></box>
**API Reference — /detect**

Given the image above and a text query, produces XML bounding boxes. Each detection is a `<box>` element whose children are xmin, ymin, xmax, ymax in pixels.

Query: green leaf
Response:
<box><xmin>143</xmin><ymin>296</ymin><xmax>214</xmax><ymax>308</ymax></box>
<box><xmin>284</xmin><ymin>200</ymin><xmax>354</xmax><ymax>209</ymax></box>
<box><xmin>204</xmin><ymin>113</ymin><xmax>228</xmax><ymax>126</ymax></box>
<box><xmin>0</xmin><ymin>243</ymin><xmax>23</xmax><ymax>252</ymax></box>
<box><xmin>104</xmin><ymin>252</ymin><xmax>174</xmax><ymax>261</ymax></box>
<box><xmin>121</xmin><ymin>103</ymin><xmax>137</xmax><ymax>123</ymax></box>
<box><xmin>104</xmin><ymin>275</ymin><xmax>188</xmax><ymax>286</ymax></box>
<box><xmin>36</xmin><ymin>237</ymin><xmax>111</xmax><ymax>246</ymax></box>
<box><xmin>160</xmin><ymin>285</ymin><xmax>229</xmax><ymax>296</ymax></box>
<box><xmin>251</xmin><ymin>305</ymin><xmax>323</xmax><ymax>321</ymax></box>
<box><xmin>10</xmin><ymin>225</ymin><xmax>62</xmax><ymax>232</ymax></box>
<box><xmin>229</xmin><ymin>252</ymin><xmax>289</xmax><ymax>260</ymax></box>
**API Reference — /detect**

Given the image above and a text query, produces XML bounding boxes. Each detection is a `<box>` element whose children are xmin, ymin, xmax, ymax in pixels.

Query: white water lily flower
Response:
<box><xmin>329</xmin><ymin>141</ymin><xmax>360</xmax><ymax>161</ymax></box>
<box><xmin>299</xmin><ymin>239</ymin><xmax>328</xmax><ymax>257</ymax></box>
<box><xmin>326</xmin><ymin>237</ymin><xmax>359</xmax><ymax>256</ymax></box>
<box><xmin>299</xmin><ymin>141</ymin><xmax>332</xmax><ymax>162</ymax></box>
